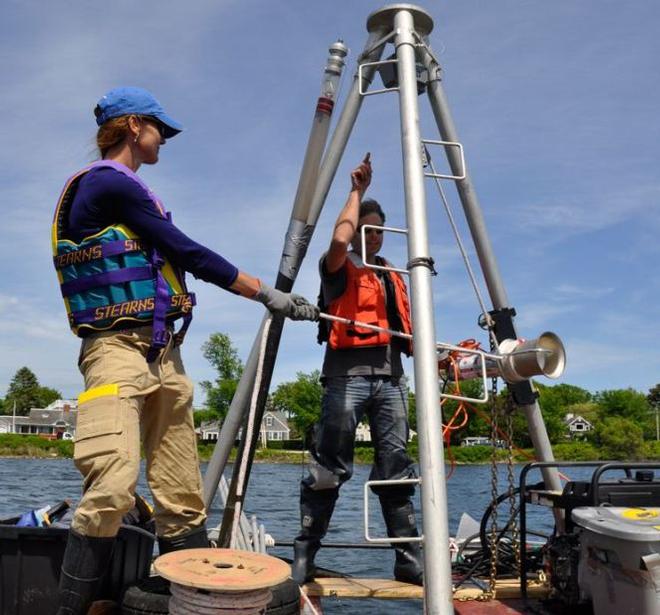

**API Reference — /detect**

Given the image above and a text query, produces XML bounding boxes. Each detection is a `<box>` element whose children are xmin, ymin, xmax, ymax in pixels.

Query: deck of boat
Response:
<box><xmin>300</xmin><ymin>576</ymin><xmax>582</xmax><ymax>613</ymax></box>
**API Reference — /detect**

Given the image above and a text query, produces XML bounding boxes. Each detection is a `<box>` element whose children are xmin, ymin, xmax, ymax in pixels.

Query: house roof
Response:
<box><xmin>564</xmin><ymin>414</ymin><xmax>593</xmax><ymax>427</ymax></box>
<box><xmin>45</xmin><ymin>399</ymin><xmax>78</xmax><ymax>411</ymax></box>
<box><xmin>19</xmin><ymin>408</ymin><xmax>78</xmax><ymax>427</ymax></box>
<box><xmin>262</xmin><ymin>411</ymin><xmax>289</xmax><ymax>431</ymax></box>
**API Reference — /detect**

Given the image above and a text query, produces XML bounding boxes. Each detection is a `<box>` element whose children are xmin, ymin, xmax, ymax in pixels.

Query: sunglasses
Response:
<box><xmin>358</xmin><ymin>226</ymin><xmax>383</xmax><ymax>236</ymax></box>
<box><xmin>140</xmin><ymin>116</ymin><xmax>166</xmax><ymax>138</ymax></box>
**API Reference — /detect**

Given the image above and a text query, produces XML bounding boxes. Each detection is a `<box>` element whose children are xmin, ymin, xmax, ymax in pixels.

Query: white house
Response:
<box><xmin>564</xmin><ymin>413</ymin><xmax>593</xmax><ymax>438</ymax></box>
<box><xmin>355</xmin><ymin>422</ymin><xmax>416</xmax><ymax>443</ymax></box>
<box><xmin>8</xmin><ymin>400</ymin><xmax>77</xmax><ymax>439</ymax></box>
<box><xmin>199</xmin><ymin>420</ymin><xmax>221</xmax><ymax>442</ymax></box>
<box><xmin>0</xmin><ymin>416</ymin><xmax>14</xmax><ymax>434</ymax></box>
<box><xmin>260</xmin><ymin>411</ymin><xmax>290</xmax><ymax>443</ymax></box>
<box><xmin>198</xmin><ymin>411</ymin><xmax>291</xmax><ymax>445</ymax></box>
<box><xmin>355</xmin><ymin>423</ymin><xmax>372</xmax><ymax>442</ymax></box>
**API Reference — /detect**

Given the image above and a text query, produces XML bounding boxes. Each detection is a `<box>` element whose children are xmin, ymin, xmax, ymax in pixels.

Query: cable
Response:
<box><xmin>427</xmin><ymin>156</ymin><xmax>499</xmax><ymax>351</ymax></box>
<box><xmin>451</xmin><ymin>483</ymin><xmax>548</xmax><ymax>589</ymax></box>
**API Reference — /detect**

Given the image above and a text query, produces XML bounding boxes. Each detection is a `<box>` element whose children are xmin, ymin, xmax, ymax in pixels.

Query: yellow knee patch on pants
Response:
<box><xmin>75</xmin><ymin>384</ymin><xmax>125</xmax><ymax>461</ymax></box>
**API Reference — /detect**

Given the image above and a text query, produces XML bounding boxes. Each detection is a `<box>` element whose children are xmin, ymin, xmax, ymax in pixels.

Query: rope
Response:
<box><xmin>438</xmin><ymin>339</ymin><xmax>485</xmax><ymax>479</ymax></box>
<box><xmin>299</xmin><ymin>589</ymin><xmax>322</xmax><ymax>615</ymax></box>
<box><xmin>169</xmin><ymin>583</ymin><xmax>272</xmax><ymax>614</ymax></box>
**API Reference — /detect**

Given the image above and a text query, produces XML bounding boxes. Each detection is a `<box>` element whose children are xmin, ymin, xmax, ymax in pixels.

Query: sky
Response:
<box><xmin>1</xmin><ymin>1</ymin><xmax>659</xmax><ymax>404</ymax></box>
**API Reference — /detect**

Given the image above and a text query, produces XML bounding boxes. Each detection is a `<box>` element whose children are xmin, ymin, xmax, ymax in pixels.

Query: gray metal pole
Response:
<box><xmin>217</xmin><ymin>33</ymin><xmax>389</xmax><ymax>544</ymax></box>
<box><xmin>292</xmin><ymin>40</ymin><xmax>347</xmax><ymax>222</ymax></box>
<box><xmin>203</xmin><ymin>41</ymin><xmax>348</xmax><ymax>511</ymax></box>
<box><xmin>419</xmin><ymin>43</ymin><xmax>562</xmax><ymax>495</ymax></box>
<box><xmin>305</xmin><ymin>28</ymin><xmax>387</xmax><ymax>226</ymax></box>
<box><xmin>392</xmin><ymin>7</ymin><xmax>454</xmax><ymax>613</ymax></box>
<box><xmin>418</xmin><ymin>46</ymin><xmax>508</xmax><ymax>308</ymax></box>
<box><xmin>202</xmin><ymin>316</ymin><xmax>266</xmax><ymax>509</ymax></box>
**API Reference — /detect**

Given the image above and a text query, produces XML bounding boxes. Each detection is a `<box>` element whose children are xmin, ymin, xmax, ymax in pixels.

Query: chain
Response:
<box><xmin>486</xmin><ymin>344</ymin><xmax>499</xmax><ymax>599</ymax></box>
<box><xmin>504</xmin><ymin>392</ymin><xmax>521</xmax><ymax>576</ymax></box>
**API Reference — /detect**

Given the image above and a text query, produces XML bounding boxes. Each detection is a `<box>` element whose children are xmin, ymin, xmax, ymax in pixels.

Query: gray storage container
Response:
<box><xmin>572</xmin><ymin>506</ymin><xmax>660</xmax><ymax>615</ymax></box>
<box><xmin>0</xmin><ymin>524</ymin><xmax>154</xmax><ymax>615</ymax></box>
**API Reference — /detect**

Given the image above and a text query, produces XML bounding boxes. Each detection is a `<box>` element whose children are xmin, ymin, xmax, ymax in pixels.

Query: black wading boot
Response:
<box><xmin>291</xmin><ymin>486</ymin><xmax>338</xmax><ymax>585</ymax></box>
<box><xmin>380</xmin><ymin>498</ymin><xmax>424</xmax><ymax>586</ymax></box>
<box><xmin>157</xmin><ymin>523</ymin><xmax>209</xmax><ymax>554</ymax></box>
<box><xmin>57</xmin><ymin>529</ymin><xmax>116</xmax><ymax>615</ymax></box>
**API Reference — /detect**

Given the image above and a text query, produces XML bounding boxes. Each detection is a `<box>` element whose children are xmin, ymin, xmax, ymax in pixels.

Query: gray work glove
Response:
<box><xmin>254</xmin><ymin>283</ymin><xmax>320</xmax><ymax>321</ymax></box>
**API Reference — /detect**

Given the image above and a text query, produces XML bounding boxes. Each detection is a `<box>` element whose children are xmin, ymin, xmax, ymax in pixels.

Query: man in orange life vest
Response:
<box><xmin>291</xmin><ymin>154</ymin><xmax>423</xmax><ymax>586</ymax></box>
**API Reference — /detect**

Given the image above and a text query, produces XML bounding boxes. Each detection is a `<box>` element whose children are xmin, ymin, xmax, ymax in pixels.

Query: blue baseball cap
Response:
<box><xmin>94</xmin><ymin>86</ymin><xmax>183</xmax><ymax>139</ymax></box>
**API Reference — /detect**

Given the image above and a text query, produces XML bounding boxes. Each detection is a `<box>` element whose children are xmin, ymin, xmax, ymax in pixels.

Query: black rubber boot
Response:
<box><xmin>380</xmin><ymin>498</ymin><xmax>424</xmax><ymax>586</ymax></box>
<box><xmin>157</xmin><ymin>523</ymin><xmax>209</xmax><ymax>554</ymax></box>
<box><xmin>291</xmin><ymin>486</ymin><xmax>338</xmax><ymax>585</ymax></box>
<box><xmin>57</xmin><ymin>529</ymin><xmax>116</xmax><ymax>615</ymax></box>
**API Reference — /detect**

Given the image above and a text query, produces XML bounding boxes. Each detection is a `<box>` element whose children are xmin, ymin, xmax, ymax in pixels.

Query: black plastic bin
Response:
<box><xmin>0</xmin><ymin>524</ymin><xmax>154</xmax><ymax>615</ymax></box>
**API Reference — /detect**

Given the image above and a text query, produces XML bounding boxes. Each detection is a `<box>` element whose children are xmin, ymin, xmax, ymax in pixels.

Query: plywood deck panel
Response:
<box><xmin>302</xmin><ymin>577</ymin><xmax>551</xmax><ymax>601</ymax></box>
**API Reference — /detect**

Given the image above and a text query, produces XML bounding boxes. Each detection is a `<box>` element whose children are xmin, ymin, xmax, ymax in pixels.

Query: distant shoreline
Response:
<box><xmin>1</xmin><ymin>434</ymin><xmax>658</xmax><ymax>464</ymax></box>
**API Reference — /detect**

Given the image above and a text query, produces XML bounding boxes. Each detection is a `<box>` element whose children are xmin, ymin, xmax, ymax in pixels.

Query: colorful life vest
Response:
<box><xmin>52</xmin><ymin>160</ymin><xmax>195</xmax><ymax>361</ymax></box>
<box><xmin>325</xmin><ymin>252</ymin><xmax>412</xmax><ymax>352</ymax></box>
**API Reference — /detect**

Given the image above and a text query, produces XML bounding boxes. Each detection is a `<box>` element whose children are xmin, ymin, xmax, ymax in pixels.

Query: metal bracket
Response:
<box><xmin>364</xmin><ymin>478</ymin><xmax>424</xmax><ymax>544</ymax></box>
<box><xmin>360</xmin><ymin>224</ymin><xmax>409</xmax><ymax>275</ymax></box>
<box><xmin>422</xmin><ymin>139</ymin><xmax>466</xmax><ymax>180</ymax></box>
<box><xmin>358</xmin><ymin>58</ymin><xmax>400</xmax><ymax>96</ymax></box>
<box><xmin>407</xmin><ymin>256</ymin><xmax>437</xmax><ymax>275</ymax></box>
<box><xmin>436</xmin><ymin>341</ymin><xmax>491</xmax><ymax>404</ymax></box>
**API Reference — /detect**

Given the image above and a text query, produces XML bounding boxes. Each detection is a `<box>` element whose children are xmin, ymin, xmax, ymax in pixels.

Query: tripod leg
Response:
<box><xmin>420</xmin><ymin>41</ymin><xmax>562</xmax><ymax>498</ymax></box>
<box><xmin>393</xmin><ymin>9</ymin><xmax>454</xmax><ymax>614</ymax></box>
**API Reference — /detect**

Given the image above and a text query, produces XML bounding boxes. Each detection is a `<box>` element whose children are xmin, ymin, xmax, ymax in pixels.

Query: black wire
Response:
<box><xmin>451</xmin><ymin>482</ymin><xmax>548</xmax><ymax>589</ymax></box>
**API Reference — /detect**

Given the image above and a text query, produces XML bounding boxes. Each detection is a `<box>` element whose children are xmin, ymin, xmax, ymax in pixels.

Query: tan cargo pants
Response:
<box><xmin>71</xmin><ymin>326</ymin><xmax>206</xmax><ymax>539</ymax></box>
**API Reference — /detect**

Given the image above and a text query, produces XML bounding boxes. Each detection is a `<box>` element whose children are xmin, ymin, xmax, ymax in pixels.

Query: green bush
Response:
<box><xmin>265</xmin><ymin>440</ymin><xmax>306</xmax><ymax>451</ymax></box>
<box><xmin>593</xmin><ymin>417</ymin><xmax>645</xmax><ymax>460</ymax></box>
<box><xmin>265</xmin><ymin>440</ymin><xmax>285</xmax><ymax>450</ymax></box>
<box><xmin>449</xmin><ymin>445</ymin><xmax>500</xmax><ymax>464</ymax></box>
<box><xmin>551</xmin><ymin>442</ymin><xmax>600</xmax><ymax>461</ymax></box>
<box><xmin>643</xmin><ymin>441</ymin><xmax>660</xmax><ymax>460</ymax></box>
<box><xmin>355</xmin><ymin>446</ymin><xmax>375</xmax><ymax>464</ymax></box>
<box><xmin>0</xmin><ymin>434</ymin><xmax>73</xmax><ymax>457</ymax></box>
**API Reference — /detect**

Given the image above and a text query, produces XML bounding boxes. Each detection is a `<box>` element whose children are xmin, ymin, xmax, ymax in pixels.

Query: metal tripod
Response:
<box><xmin>205</xmin><ymin>4</ymin><xmax>562</xmax><ymax>613</ymax></box>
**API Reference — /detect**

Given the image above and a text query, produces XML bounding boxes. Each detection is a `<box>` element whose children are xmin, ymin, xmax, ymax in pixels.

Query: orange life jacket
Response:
<box><xmin>326</xmin><ymin>252</ymin><xmax>412</xmax><ymax>352</ymax></box>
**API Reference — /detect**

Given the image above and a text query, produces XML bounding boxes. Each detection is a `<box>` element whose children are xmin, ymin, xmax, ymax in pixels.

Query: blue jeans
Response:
<box><xmin>303</xmin><ymin>375</ymin><xmax>416</xmax><ymax>499</ymax></box>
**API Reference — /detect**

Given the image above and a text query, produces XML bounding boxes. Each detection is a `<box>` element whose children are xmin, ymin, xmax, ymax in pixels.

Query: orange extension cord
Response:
<box><xmin>439</xmin><ymin>339</ymin><xmax>569</xmax><ymax>482</ymax></box>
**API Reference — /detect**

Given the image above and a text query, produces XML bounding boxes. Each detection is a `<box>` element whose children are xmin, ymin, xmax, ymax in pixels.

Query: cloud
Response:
<box><xmin>514</xmin><ymin>183</ymin><xmax>660</xmax><ymax>239</ymax></box>
<box><xmin>1</xmin><ymin>0</ymin><xmax>659</xmax><ymax>401</ymax></box>
<box><xmin>561</xmin><ymin>338</ymin><xmax>660</xmax><ymax>393</ymax></box>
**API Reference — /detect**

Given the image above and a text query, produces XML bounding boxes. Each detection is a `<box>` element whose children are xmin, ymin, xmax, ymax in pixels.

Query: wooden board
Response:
<box><xmin>303</xmin><ymin>577</ymin><xmax>423</xmax><ymax>599</ymax></box>
<box><xmin>302</xmin><ymin>577</ymin><xmax>551</xmax><ymax>601</ymax></box>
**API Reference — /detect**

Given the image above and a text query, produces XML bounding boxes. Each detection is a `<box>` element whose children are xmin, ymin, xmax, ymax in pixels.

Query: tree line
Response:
<box><xmin>3</xmin><ymin>333</ymin><xmax>659</xmax><ymax>463</ymax></box>
<box><xmin>196</xmin><ymin>333</ymin><xmax>660</xmax><ymax>460</ymax></box>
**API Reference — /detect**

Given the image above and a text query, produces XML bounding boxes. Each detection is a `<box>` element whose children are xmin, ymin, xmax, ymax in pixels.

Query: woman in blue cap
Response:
<box><xmin>53</xmin><ymin>86</ymin><xmax>318</xmax><ymax>614</ymax></box>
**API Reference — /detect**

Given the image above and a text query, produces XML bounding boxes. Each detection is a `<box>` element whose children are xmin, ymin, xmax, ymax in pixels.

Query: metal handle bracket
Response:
<box><xmin>422</xmin><ymin>139</ymin><xmax>466</xmax><ymax>180</ymax></box>
<box><xmin>364</xmin><ymin>478</ymin><xmax>424</xmax><ymax>544</ymax></box>
<box><xmin>358</xmin><ymin>59</ymin><xmax>400</xmax><ymax>96</ymax></box>
<box><xmin>436</xmin><ymin>341</ymin><xmax>491</xmax><ymax>404</ymax></box>
<box><xmin>360</xmin><ymin>224</ymin><xmax>409</xmax><ymax>274</ymax></box>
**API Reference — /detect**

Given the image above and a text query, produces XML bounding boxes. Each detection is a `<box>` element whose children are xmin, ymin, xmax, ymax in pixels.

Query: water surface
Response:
<box><xmin>0</xmin><ymin>458</ymin><xmax>599</xmax><ymax>613</ymax></box>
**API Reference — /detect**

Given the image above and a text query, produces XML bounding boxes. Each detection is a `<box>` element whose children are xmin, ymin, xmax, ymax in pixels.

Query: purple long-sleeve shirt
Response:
<box><xmin>67</xmin><ymin>165</ymin><xmax>239</xmax><ymax>289</ymax></box>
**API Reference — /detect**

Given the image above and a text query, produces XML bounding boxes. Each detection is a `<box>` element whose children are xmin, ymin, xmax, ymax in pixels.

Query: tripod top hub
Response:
<box><xmin>367</xmin><ymin>4</ymin><xmax>434</xmax><ymax>36</ymax></box>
